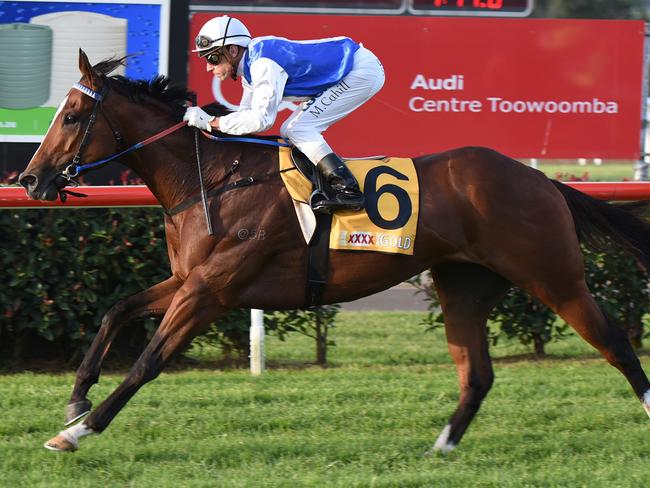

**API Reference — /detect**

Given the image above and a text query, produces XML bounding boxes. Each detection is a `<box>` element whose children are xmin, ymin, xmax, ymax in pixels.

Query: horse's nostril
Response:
<box><xmin>19</xmin><ymin>173</ymin><xmax>38</xmax><ymax>190</ymax></box>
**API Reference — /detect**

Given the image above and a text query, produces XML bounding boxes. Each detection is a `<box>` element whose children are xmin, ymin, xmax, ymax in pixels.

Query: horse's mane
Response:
<box><xmin>92</xmin><ymin>57</ymin><xmax>233</xmax><ymax>118</ymax></box>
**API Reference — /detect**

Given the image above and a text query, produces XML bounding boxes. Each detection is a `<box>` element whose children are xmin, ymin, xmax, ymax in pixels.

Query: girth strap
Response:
<box><xmin>306</xmin><ymin>212</ymin><xmax>332</xmax><ymax>308</ymax></box>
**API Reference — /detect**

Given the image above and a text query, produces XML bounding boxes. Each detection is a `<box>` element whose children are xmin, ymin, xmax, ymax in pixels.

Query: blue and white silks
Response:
<box><xmin>242</xmin><ymin>36</ymin><xmax>360</xmax><ymax>97</ymax></box>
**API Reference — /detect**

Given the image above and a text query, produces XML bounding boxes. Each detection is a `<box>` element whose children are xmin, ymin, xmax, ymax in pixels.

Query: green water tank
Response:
<box><xmin>0</xmin><ymin>23</ymin><xmax>52</xmax><ymax>109</ymax></box>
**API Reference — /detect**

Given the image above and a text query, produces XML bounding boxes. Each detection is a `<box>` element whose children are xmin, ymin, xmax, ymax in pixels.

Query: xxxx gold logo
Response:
<box><xmin>348</xmin><ymin>232</ymin><xmax>375</xmax><ymax>245</ymax></box>
<box><xmin>338</xmin><ymin>231</ymin><xmax>413</xmax><ymax>251</ymax></box>
<box><xmin>339</xmin><ymin>231</ymin><xmax>374</xmax><ymax>247</ymax></box>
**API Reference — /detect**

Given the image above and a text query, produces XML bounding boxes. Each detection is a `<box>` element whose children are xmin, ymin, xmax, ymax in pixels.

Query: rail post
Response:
<box><xmin>250</xmin><ymin>309</ymin><xmax>265</xmax><ymax>376</ymax></box>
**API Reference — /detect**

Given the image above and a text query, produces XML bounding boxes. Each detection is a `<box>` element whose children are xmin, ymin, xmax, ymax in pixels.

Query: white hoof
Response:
<box><xmin>43</xmin><ymin>433</ymin><xmax>78</xmax><ymax>452</ymax></box>
<box><xmin>425</xmin><ymin>424</ymin><xmax>456</xmax><ymax>456</ymax></box>
<box><xmin>643</xmin><ymin>390</ymin><xmax>650</xmax><ymax>418</ymax></box>
<box><xmin>44</xmin><ymin>422</ymin><xmax>95</xmax><ymax>452</ymax></box>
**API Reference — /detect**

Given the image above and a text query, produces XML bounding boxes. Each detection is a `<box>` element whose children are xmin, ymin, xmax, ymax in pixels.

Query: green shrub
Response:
<box><xmin>488</xmin><ymin>289</ymin><xmax>567</xmax><ymax>355</ymax></box>
<box><xmin>583</xmin><ymin>246</ymin><xmax>650</xmax><ymax>348</ymax></box>
<box><xmin>266</xmin><ymin>305</ymin><xmax>340</xmax><ymax>366</ymax></box>
<box><xmin>1</xmin><ymin>207</ymin><xmax>169</xmax><ymax>366</ymax></box>
<box><xmin>193</xmin><ymin>306</ymin><xmax>341</xmax><ymax>367</ymax></box>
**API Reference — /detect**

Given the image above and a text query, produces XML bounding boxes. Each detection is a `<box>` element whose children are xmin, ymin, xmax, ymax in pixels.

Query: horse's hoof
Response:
<box><xmin>65</xmin><ymin>400</ymin><xmax>92</xmax><ymax>426</ymax></box>
<box><xmin>427</xmin><ymin>424</ymin><xmax>456</xmax><ymax>455</ymax></box>
<box><xmin>424</xmin><ymin>446</ymin><xmax>451</xmax><ymax>457</ymax></box>
<box><xmin>43</xmin><ymin>434</ymin><xmax>77</xmax><ymax>452</ymax></box>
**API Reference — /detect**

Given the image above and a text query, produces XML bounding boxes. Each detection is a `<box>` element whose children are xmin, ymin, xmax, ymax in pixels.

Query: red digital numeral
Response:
<box><xmin>433</xmin><ymin>0</ymin><xmax>503</xmax><ymax>8</ymax></box>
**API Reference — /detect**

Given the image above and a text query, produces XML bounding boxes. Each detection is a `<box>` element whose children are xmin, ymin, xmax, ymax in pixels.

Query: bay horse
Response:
<box><xmin>19</xmin><ymin>50</ymin><xmax>650</xmax><ymax>453</ymax></box>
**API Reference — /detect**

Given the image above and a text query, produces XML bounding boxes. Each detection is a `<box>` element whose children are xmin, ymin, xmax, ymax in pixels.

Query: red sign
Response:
<box><xmin>188</xmin><ymin>14</ymin><xmax>645</xmax><ymax>159</ymax></box>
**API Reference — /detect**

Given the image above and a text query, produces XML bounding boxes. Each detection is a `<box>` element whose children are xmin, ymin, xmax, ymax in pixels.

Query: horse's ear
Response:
<box><xmin>78</xmin><ymin>48</ymin><xmax>97</xmax><ymax>87</ymax></box>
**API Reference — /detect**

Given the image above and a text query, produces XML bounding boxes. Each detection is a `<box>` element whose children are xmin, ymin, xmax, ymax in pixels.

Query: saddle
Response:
<box><xmin>289</xmin><ymin>147</ymin><xmax>317</xmax><ymax>182</ymax></box>
<box><xmin>290</xmin><ymin>147</ymin><xmax>330</xmax><ymax>210</ymax></box>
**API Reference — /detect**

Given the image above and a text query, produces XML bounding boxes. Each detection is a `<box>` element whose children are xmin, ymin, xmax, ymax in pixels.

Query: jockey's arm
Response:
<box><xmin>237</xmin><ymin>79</ymin><xmax>254</xmax><ymax>111</ymax></box>
<box><xmin>214</xmin><ymin>58</ymin><xmax>287</xmax><ymax>134</ymax></box>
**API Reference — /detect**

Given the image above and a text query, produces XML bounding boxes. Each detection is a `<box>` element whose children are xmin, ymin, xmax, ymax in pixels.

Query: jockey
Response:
<box><xmin>184</xmin><ymin>15</ymin><xmax>385</xmax><ymax>214</ymax></box>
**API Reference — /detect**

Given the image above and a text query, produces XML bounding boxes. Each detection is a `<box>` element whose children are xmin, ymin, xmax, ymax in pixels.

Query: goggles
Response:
<box><xmin>195</xmin><ymin>35</ymin><xmax>217</xmax><ymax>51</ymax></box>
<box><xmin>205</xmin><ymin>49</ymin><xmax>224</xmax><ymax>66</ymax></box>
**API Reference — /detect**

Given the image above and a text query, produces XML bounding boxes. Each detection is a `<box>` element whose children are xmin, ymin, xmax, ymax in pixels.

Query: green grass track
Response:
<box><xmin>1</xmin><ymin>312</ymin><xmax>649</xmax><ymax>487</ymax></box>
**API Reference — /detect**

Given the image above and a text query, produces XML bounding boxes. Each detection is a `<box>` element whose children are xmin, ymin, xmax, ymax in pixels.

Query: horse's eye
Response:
<box><xmin>64</xmin><ymin>113</ymin><xmax>78</xmax><ymax>125</ymax></box>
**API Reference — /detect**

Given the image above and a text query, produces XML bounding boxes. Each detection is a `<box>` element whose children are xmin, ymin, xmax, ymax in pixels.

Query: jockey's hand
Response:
<box><xmin>183</xmin><ymin>106</ymin><xmax>215</xmax><ymax>132</ymax></box>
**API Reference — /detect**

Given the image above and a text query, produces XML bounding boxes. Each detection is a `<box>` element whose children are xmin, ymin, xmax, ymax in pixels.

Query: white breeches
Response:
<box><xmin>280</xmin><ymin>46</ymin><xmax>385</xmax><ymax>164</ymax></box>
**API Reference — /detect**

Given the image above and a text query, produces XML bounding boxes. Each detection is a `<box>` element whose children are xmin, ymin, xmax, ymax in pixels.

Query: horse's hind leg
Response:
<box><xmin>66</xmin><ymin>276</ymin><xmax>181</xmax><ymax>425</ymax></box>
<box><xmin>533</xmin><ymin>281</ymin><xmax>650</xmax><ymax>416</ymax></box>
<box><xmin>427</xmin><ymin>262</ymin><xmax>510</xmax><ymax>454</ymax></box>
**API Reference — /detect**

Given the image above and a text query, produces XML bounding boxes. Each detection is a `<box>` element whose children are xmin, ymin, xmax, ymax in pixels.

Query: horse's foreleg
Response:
<box><xmin>427</xmin><ymin>263</ymin><xmax>510</xmax><ymax>455</ymax></box>
<box><xmin>45</xmin><ymin>272</ymin><xmax>219</xmax><ymax>451</ymax></box>
<box><xmin>66</xmin><ymin>276</ymin><xmax>181</xmax><ymax>426</ymax></box>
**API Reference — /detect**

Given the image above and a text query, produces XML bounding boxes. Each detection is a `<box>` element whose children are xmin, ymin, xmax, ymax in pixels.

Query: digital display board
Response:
<box><xmin>410</xmin><ymin>0</ymin><xmax>533</xmax><ymax>16</ymax></box>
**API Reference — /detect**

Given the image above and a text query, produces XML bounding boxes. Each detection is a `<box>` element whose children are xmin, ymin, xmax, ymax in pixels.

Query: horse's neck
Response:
<box><xmin>123</xmin><ymin>135</ymin><xmax>195</xmax><ymax>211</ymax></box>
<box><xmin>125</xmin><ymin>122</ymin><xmax>277</xmax><ymax>211</ymax></box>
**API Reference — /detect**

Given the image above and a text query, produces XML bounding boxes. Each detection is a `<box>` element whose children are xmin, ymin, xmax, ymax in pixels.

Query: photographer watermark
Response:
<box><xmin>237</xmin><ymin>228</ymin><xmax>266</xmax><ymax>240</ymax></box>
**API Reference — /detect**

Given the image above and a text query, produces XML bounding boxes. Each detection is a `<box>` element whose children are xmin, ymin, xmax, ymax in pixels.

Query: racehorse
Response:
<box><xmin>19</xmin><ymin>50</ymin><xmax>650</xmax><ymax>452</ymax></box>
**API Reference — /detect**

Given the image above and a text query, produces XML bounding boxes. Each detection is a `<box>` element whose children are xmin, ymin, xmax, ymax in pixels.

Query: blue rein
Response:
<box><xmin>201</xmin><ymin>132</ymin><xmax>291</xmax><ymax>148</ymax></box>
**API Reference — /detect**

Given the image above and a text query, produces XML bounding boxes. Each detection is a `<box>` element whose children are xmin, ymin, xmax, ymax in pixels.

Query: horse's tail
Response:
<box><xmin>551</xmin><ymin>180</ymin><xmax>650</xmax><ymax>268</ymax></box>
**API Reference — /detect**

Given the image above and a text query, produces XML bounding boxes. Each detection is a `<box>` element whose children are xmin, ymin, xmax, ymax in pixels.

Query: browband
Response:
<box><xmin>72</xmin><ymin>82</ymin><xmax>104</xmax><ymax>101</ymax></box>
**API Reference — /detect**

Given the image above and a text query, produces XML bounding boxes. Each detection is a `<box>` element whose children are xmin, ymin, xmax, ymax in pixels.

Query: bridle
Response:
<box><xmin>61</xmin><ymin>82</ymin><xmax>178</xmax><ymax>182</ymax></box>
<box><xmin>60</xmin><ymin>82</ymin><xmax>124</xmax><ymax>183</ymax></box>
<box><xmin>56</xmin><ymin>81</ymin><xmax>188</xmax><ymax>202</ymax></box>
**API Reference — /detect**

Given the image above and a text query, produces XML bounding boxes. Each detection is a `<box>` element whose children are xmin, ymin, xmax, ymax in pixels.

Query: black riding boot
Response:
<box><xmin>312</xmin><ymin>153</ymin><xmax>365</xmax><ymax>214</ymax></box>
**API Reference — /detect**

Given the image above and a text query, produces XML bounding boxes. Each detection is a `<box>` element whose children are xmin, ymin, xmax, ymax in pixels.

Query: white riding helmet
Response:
<box><xmin>193</xmin><ymin>16</ymin><xmax>251</xmax><ymax>56</ymax></box>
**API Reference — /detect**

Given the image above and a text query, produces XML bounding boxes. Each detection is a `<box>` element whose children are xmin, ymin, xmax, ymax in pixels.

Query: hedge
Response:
<box><xmin>5</xmin><ymin>206</ymin><xmax>645</xmax><ymax>366</ymax></box>
<box><xmin>1</xmin><ymin>208</ymin><xmax>169</xmax><ymax>366</ymax></box>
